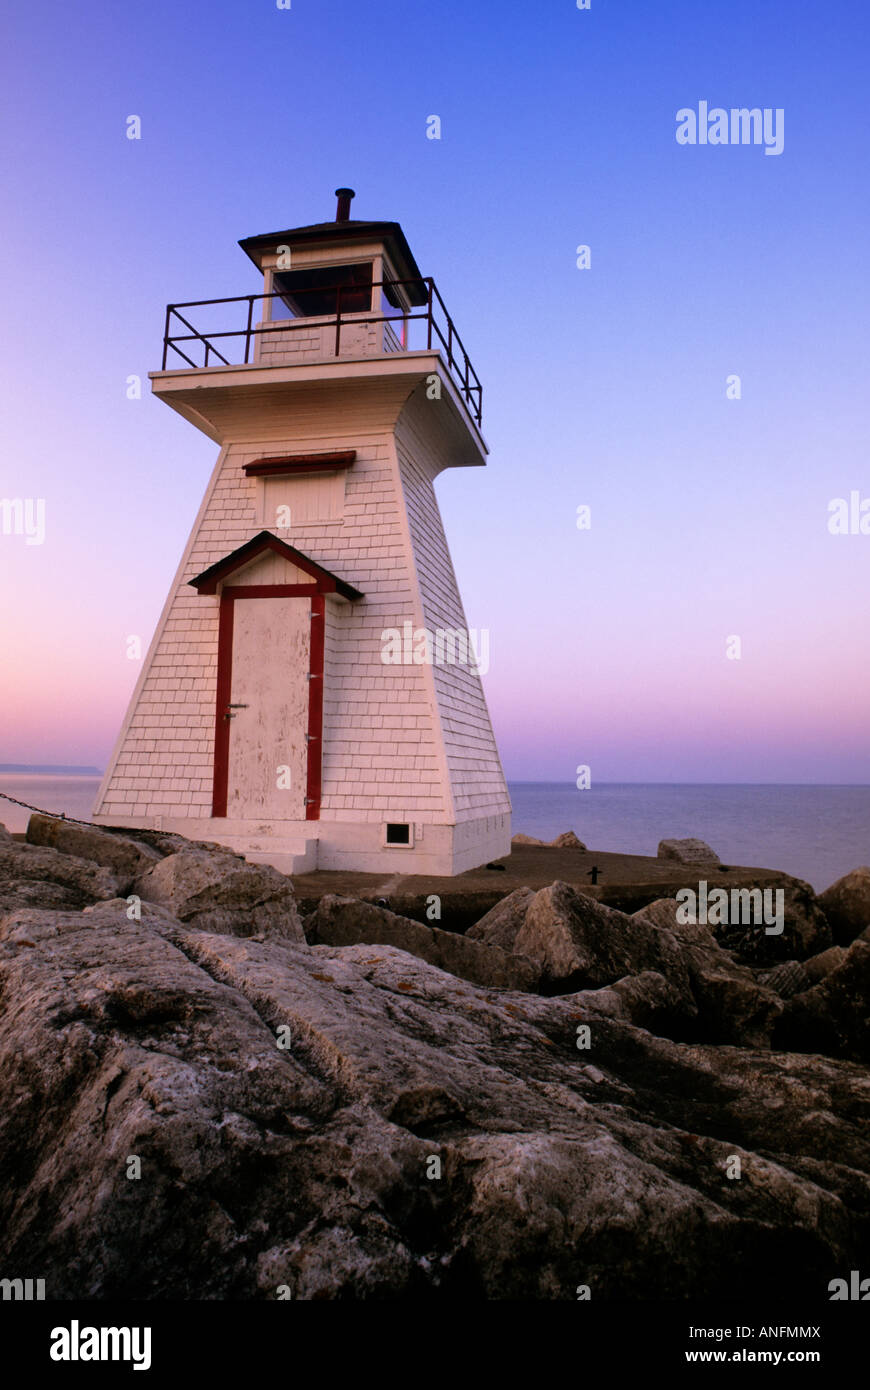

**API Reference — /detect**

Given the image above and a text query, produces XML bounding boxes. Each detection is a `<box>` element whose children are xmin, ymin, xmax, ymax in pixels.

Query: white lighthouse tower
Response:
<box><xmin>93</xmin><ymin>190</ymin><xmax>511</xmax><ymax>875</ymax></box>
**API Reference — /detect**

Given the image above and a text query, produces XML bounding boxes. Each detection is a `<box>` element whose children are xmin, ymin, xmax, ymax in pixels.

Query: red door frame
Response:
<box><xmin>212</xmin><ymin>583</ymin><xmax>325</xmax><ymax>821</ymax></box>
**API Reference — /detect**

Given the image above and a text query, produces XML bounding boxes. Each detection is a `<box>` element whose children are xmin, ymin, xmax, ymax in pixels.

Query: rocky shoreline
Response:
<box><xmin>1</xmin><ymin>815</ymin><xmax>868</xmax><ymax>1299</ymax></box>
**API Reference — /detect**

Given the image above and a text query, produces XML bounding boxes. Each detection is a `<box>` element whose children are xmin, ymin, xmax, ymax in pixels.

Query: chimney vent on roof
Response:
<box><xmin>334</xmin><ymin>188</ymin><xmax>355</xmax><ymax>222</ymax></box>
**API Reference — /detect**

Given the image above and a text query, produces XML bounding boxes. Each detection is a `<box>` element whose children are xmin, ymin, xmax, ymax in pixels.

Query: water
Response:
<box><xmin>509</xmin><ymin>783</ymin><xmax>870</xmax><ymax>893</ymax></box>
<box><xmin>1</xmin><ymin>775</ymin><xmax>867</xmax><ymax>894</ymax></box>
<box><xmin>0</xmin><ymin>775</ymin><xmax>102</xmax><ymax>834</ymax></box>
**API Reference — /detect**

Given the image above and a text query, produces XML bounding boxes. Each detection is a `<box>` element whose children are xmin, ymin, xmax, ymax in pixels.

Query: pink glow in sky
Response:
<box><xmin>1</xmin><ymin>1</ymin><xmax>869</xmax><ymax>783</ymax></box>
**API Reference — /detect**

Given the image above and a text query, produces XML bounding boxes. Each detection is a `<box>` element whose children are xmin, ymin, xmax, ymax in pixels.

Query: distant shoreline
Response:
<box><xmin>0</xmin><ymin>766</ymin><xmax>103</xmax><ymax>776</ymax></box>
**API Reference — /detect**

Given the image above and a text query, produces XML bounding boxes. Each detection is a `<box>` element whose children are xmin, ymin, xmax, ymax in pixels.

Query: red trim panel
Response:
<box><xmin>212</xmin><ymin>593</ymin><xmax>235</xmax><ymax>817</ymax></box>
<box><xmin>306</xmin><ymin>593</ymin><xmax>325</xmax><ymax>820</ymax></box>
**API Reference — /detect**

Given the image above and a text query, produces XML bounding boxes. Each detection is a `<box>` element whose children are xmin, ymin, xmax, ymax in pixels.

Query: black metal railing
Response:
<box><xmin>161</xmin><ymin>277</ymin><xmax>483</xmax><ymax>425</ymax></box>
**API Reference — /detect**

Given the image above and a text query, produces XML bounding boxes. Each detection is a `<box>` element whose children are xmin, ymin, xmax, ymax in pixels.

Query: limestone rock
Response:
<box><xmin>803</xmin><ymin>945</ymin><xmax>848</xmax><ymax>986</ymax></box>
<box><xmin>135</xmin><ymin>846</ymin><xmax>303</xmax><ymax>940</ymax></box>
<box><xmin>306</xmin><ymin>894</ymin><xmax>540</xmax><ymax>992</ymax></box>
<box><xmin>710</xmin><ymin>878</ymin><xmax>831</xmax><ymax>963</ymax></box>
<box><xmin>758</xmin><ymin>960</ymin><xmax>811</xmax><ymax>1000</ymax></box>
<box><xmin>818</xmin><ymin>867</ymin><xmax>870</xmax><ymax>945</ymax></box>
<box><xmin>568</xmin><ymin>970</ymin><xmax>697</xmax><ymax>1034</ymax></box>
<box><xmin>515</xmin><ymin>882</ymin><xmax>693</xmax><ymax>1000</ymax></box>
<box><xmin>26</xmin><ymin>813</ymin><xmax>162</xmax><ymax>883</ymax></box>
<box><xmin>465</xmin><ymin>887</ymin><xmax>535</xmax><ymax>952</ymax></box>
<box><xmin>632</xmin><ymin>898</ymin><xmax>782</xmax><ymax>1047</ymax></box>
<box><xmin>0</xmin><ymin>841</ymin><xmax>125</xmax><ymax>913</ymax></box>
<box><xmin>657</xmin><ymin>838</ymin><xmax>719</xmax><ymax>865</ymax></box>
<box><xmin>0</xmin><ymin>900</ymin><xmax>867</xmax><ymax>1299</ymax></box>
<box><xmin>774</xmin><ymin>939</ymin><xmax>870</xmax><ymax>1062</ymax></box>
<box><xmin>511</xmin><ymin>831</ymin><xmax>587</xmax><ymax>850</ymax></box>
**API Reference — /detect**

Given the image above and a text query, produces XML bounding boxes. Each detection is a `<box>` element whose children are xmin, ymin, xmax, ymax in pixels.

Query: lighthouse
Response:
<box><xmin>93</xmin><ymin>190</ymin><xmax>511</xmax><ymax>875</ymax></box>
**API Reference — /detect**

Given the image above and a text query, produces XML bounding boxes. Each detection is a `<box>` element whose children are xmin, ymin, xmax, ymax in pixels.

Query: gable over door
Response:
<box><xmin>189</xmin><ymin>532</ymin><xmax>362</xmax><ymax>823</ymax></box>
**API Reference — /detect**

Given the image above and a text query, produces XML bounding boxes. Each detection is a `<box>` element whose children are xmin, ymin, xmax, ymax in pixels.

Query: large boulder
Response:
<box><xmin>757</xmin><ymin>960</ymin><xmax>810</xmax><ymax>1000</ymax></box>
<box><xmin>803</xmin><ymin>945</ymin><xmax>849</xmax><ymax>986</ymax></box>
<box><xmin>306</xmin><ymin>895</ymin><xmax>540</xmax><ymax>993</ymax></box>
<box><xmin>818</xmin><ymin>868</ymin><xmax>870</xmax><ymax>945</ymax></box>
<box><xmin>657</xmin><ymin>838</ymin><xmax>719</xmax><ymax>865</ymax></box>
<box><xmin>513</xmin><ymin>882</ymin><xmax>693</xmax><ymax>1001</ymax></box>
<box><xmin>670</xmin><ymin>876</ymin><xmax>831</xmax><ymax>964</ymax></box>
<box><xmin>26</xmin><ymin>813</ymin><xmax>161</xmax><ymax>885</ymax></box>
<box><xmin>0</xmin><ymin>840</ymin><xmax>126</xmax><ymax>913</ymax></box>
<box><xmin>0</xmin><ymin>898</ymin><xmax>868</xmax><ymax>1299</ymax></box>
<box><xmin>135</xmin><ymin>846</ymin><xmax>303</xmax><ymax>940</ymax></box>
<box><xmin>633</xmin><ymin>898</ymin><xmax>782</xmax><ymax>1047</ymax></box>
<box><xmin>511</xmin><ymin>831</ymin><xmax>587</xmax><ymax>850</ymax></box>
<box><xmin>773</xmin><ymin>939</ymin><xmax>870</xmax><ymax>1062</ymax></box>
<box><xmin>567</xmin><ymin>970</ymin><xmax>697</xmax><ymax>1034</ymax></box>
<box><xmin>465</xmin><ymin>887</ymin><xmax>535</xmax><ymax>952</ymax></box>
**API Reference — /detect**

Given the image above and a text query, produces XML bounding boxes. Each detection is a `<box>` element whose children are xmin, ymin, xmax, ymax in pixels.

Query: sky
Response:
<box><xmin>1</xmin><ymin>0</ymin><xmax>868</xmax><ymax>782</ymax></box>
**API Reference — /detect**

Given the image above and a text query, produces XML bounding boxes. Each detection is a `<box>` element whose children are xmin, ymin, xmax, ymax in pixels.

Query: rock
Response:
<box><xmin>632</xmin><ymin>895</ymin><xmax>718</xmax><ymax>949</ymax></box>
<box><xmin>26</xmin><ymin>813</ymin><xmax>162</xmax><ymax>883</ymax></box>
<box><xmin>632</xmin><ymin>898</ymin><xmax>782</xmax><ymax>1047</ymax></box>
<box><xmin>758</xmin><ymin>960</ymin><xmax>811</xmax><ymax>1000</ymax></box>
<box><xmin>714</xmin><ymin>879</ymin><xmax>831</xmax><ymax>963</ymax></box>
<box><xmin>803</xmin><ymin>945</ymin><xmax>849</xmax><ymax>986</ymax></box>
<box><xmin>663</xmin><ymin>875</ymin><xmax>830</xmax><ymax>964</ymax></box>
<box><xmin>135</xmin><ymin>846</ymin><xmax>303</xmax><ymax>940</ymax></box>
<box><xmin>773</xmin><ymin>939</ymin><xmax>870</xmax><ymax>1062</ymax></box>
<box><xmin>511</xmin><ymin>831</ymin><xmax>587</xmax><ymax>850</ymax></box>
<box><xmin>657</xmin><ymin>838</ymin><xmax>719</xmax><ymax>865</ymax></box>
<box><xmin>776</xmin><ymin>882</ymin><xmax>832</xmax><ymax>959</ymax></box>
<box><xmin>0</xmin><ymin>900</ymin><xmax>868</xmax><ymax>1299</ymax></box>
<box><xmin>0</xmin><ymin>823</ymin><xmax>13</xmax><ymax>844</ymax></box>
<box><xmin>306</xmin><ymin>895</ymin><xmax>540</xmax><ymax>993</ymax></box>
<box><xmin>568</xmin><ymin>970</ymin><xmax>697</xmax><ymax>1035</ymax></box>
<box><xmin>0</xmin><ymin>841</ymin><xmax>126</xmax><ymax>913</ymax></box>
<box><xmin>818</xmin><ymin>868</ymin><xmax>870</xmax><ymax>945</ymax></box>
<box><xmin>465</xmin><ymin>887</ymin><xmax>535</xmax><ymax>952</ymax></box>
<box><xmin>123</xmin><ymin>828</ymin><xmax>246</xmax><ymax>859</ymax></box>
<box><xmin>514</xmin><ymin>882</ymin><xmax>694</xmax><ymax>1001</ymax></box>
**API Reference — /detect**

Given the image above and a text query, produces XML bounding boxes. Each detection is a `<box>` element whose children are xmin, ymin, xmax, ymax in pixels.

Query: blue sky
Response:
<box><xmin>1</xmin><ymin>0</ymin><xmax>868</xmax><ymax>780</ymax></box>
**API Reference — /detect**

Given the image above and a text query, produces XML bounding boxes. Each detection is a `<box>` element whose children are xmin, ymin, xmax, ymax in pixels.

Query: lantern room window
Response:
<box><xmin>272</xmin><ymin>262</ymin><xmax>374</xmax><ymax>318</ymax></box>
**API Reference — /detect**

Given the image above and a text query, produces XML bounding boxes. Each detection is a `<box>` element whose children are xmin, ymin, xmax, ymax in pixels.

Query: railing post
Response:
<box><xmin>334</xmin><ymin>284</ymin><xmax>342</xmax><ymax>356</ymax></box>
<box><xmin>244</xmin><ymin>296</ymin><xmax>254</xmax><ymax>364</ymax></box>
<box><xmin>447</xmin><ymin>317</ymin><xmax>453</xmax><ymax>368</ymax></box>
<box><xmin>163</xmin><ymin>306</ymin><xmax>171</xmax><ymax>370</ymax></box>
<box><xmin>426</xmin><ymin>279</ymin><xmax>433</xmax><ymax>349</ymax></box>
